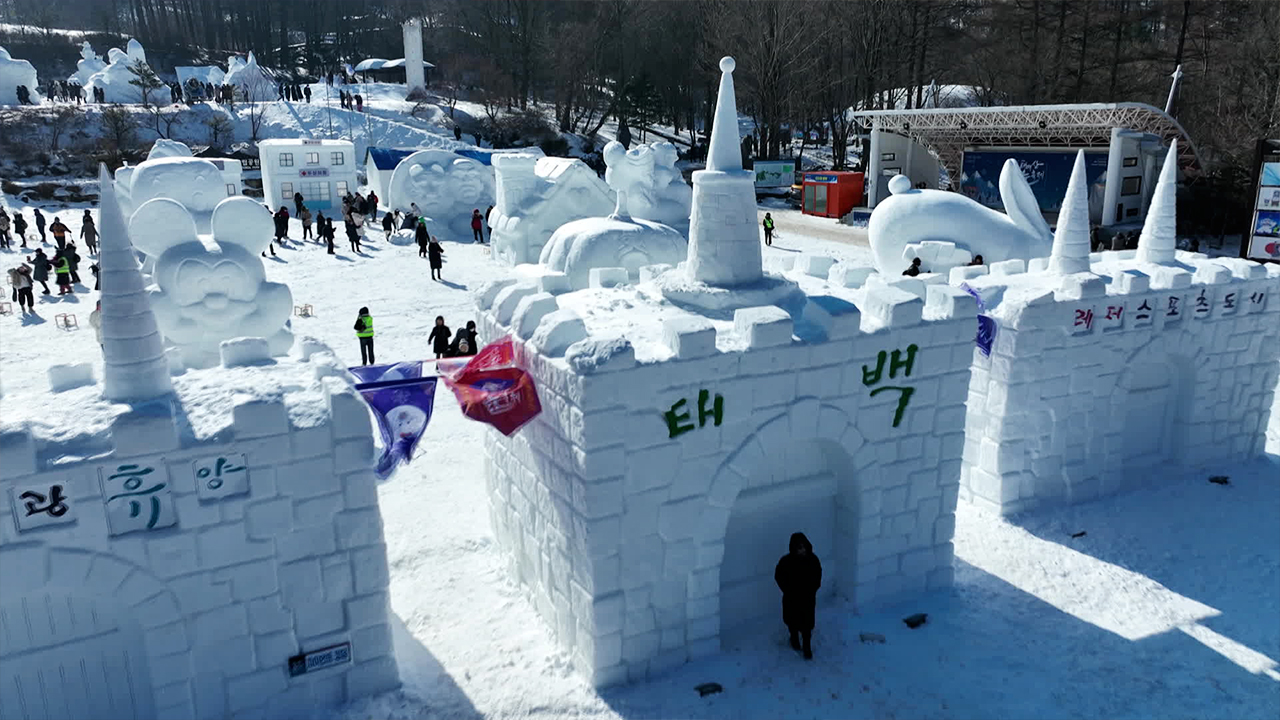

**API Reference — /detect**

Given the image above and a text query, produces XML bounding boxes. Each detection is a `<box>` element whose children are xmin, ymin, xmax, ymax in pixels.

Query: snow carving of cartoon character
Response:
<box><xmin>128</xmin><ymin>196</ymin><xmax>293</xmax><ymax>369</ymax></box>
<box><xmin>603</xmin><ymin>141</ymin><xmax>655</xmax><ymax>219</ymax></box>
<box><xmin>127</xmin><ymin>156</ymin><xmax>225</xmax><ymax>233</ymax></box>
<box><xmin>388</xmin><ymin>150</ymin><xmax>494</xmax><ymax>236</ymax></box>
<box><xmin>867</xmin><ymin>164</ymin><xmax>1054</xmax><ymax>275</ymax></box>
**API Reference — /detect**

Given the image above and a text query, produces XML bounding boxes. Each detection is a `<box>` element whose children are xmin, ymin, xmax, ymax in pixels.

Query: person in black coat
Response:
<box><xmin>427</xmin><ymin>235</ymin><xmax>444</xmax><ymax>280</ymax></box>
<box><xmin>415</xmin><ymin>220</ymin><xmax>430</xmax><ymax>258</ymax></box>
<box><xmin>449</xmin><ymin>320</ymin><xmax>478</xmax><ymax>356</ymax></box>
<box><xmin>775</xmin><ymin>532</ymin><xmax>822</xmax><ymax>660</ymax></box>
<box><xmin>427</xmin><ymin>315</ymin><xmax>451</xmax><ymax>359</ymax></box>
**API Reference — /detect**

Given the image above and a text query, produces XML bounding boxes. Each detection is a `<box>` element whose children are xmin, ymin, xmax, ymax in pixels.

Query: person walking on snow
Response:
<box><xmin>415</xmin><ymin>219</ymin><xmax>430</xmax><ymax>258</ymax></box>
<box><xmin>13</xmin><ymin>211</ymin><xmax>27</xmax><ymax>248</ymax></box>
<box><xmin>427</xmin><ymin>235</ymin><xmax>445</xmax><ymax>281</ymax></box>
<box><xmin>300</xmin><ymin>206</ymin><xmax>313</xmax><ymax>241</ymax></box>
<box><xmin>366</xmin><ymin>191</ymin><xmax>379</xmax><ymax>222</ymax></box>
<box><xmin>346</xmin><ymin>217</ymin><xmax>362</xmax><ymax>253</ymax></box>
<box><xmin>273</xmin><ymin>206</ymin><xmax>290</xmax><ymax>247</ymax></box>
<box><xmin>304</xmin><ymin>85</ymin><xmax>311</xmax><ymax>103</ymax></box>
<box><xmin>11</xmin><ymin>264</ymin><xmax>34</xmax><ymax>312</ymax></box>
<box><xmin>28</xmin><ymin>248</ymin><xmax>50</xmax><ymax>294</ymax></box>
<box><xmin>775</xmin><ymin>532</ymin><xmax>822</xmax><ymax>660</ymax></box>
<box><xmin>49</xmin><ymin>217</ymin><xmax>70</xmax><ymax>251</ymax></box>
<box><xmin>470</xmin><ymin>209</ymin><xmax>483</xmax><ymax>243</ymax></box>
<box><xmin>293</xmin><ymin>192</ymin><xmax>305</xmax><ymax>217</ymax></box>
<box><xmin>354</xmin><ymin>307</ymin><xmax>375</xmax><ymax>365</ymax></box>
<box><xmin>52</xmin><ymin>249</ymin><xmax>73</xmax><ymax>295</ymax></box>
<box><xmin>80</xmin><ymin>210</ymin><xmax>98</xmax><ymax>254</ymax></box>
<box><xmin>428</xmin><ymin>316</ymin><xmax>451</xmax><ymax>359</ymax></box>
<box><xmin>762</xmin><ymin>212</ymin><xmax>775</xmax><ymax>246</ymax></box>
<box><xmin>33</xmin><ymin>208</ymin><xmax>46</xmax><ymax>244</ymax></box>
<box><xmin>65</xmin><ymin>243</ymin><xmax>81</xmax><ymax>284</ymax></box>
<box><xmin>382</xmin><ymin>210</ymin><xmax>395</xmax><ymax>237</ymax></box>
<box><xmin>0</xmin><ymin>208</ymin><xmax>10</xmax><ymax>249</ymax></box>
<box><xmin>484</xmin><ymin>205</ymin><xmax>494</xmax><ymax>243</ymax></box>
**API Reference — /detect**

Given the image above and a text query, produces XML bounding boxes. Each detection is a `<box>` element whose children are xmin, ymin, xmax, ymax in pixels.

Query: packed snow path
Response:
<box><xmin>1</xmin><ymin>192</ymin><xmax>1276</xmax><ymax>720</ymax></box>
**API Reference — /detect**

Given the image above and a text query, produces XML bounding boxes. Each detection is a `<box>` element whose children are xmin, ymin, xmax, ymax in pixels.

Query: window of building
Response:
<box><xmin>225</xmin><ymin>184</ymin><xmax>237</xmax><ymax>197</ymax></box>
<box><xmin>331</xmin><ymin>152</ymin><xmax>345</xmax><ymax>166</ymax></box>
<box><xmin>279</xmin><ymin>152</ymin><xmax>294</xmax><ymax>167</ymax></box>
<box><xmin>306</xmin><ymin>152</ymin><xmax>320</xmax><ymax>165</ymax></box>
<box><xmin>281</xmin><ymin>182</ymin><xmax>293</xmax><ymax>202</ymax></box>
<box><xmin>336</xmin><ymin>181</ymin><xmax>349</xmax><ymax>197</ymax></box>
<box><xmin>299</xmin><ymin>181</ymin><xmax>330</xmax><ymax>204</ymax></box>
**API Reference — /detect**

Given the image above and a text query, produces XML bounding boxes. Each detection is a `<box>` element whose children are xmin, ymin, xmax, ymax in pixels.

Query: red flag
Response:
<box><xmin>439</xmin><ymin>336</ymin><xmax>542</xmax><ymax>436</ymax></box>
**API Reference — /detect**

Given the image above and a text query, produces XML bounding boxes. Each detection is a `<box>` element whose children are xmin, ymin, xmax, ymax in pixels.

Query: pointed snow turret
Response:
<box><xmin>1047</xmin><ymin>150</ymin><xmax>1092</xmax><ymax>274</ymax></box>
<box><xmin>1136</xmin><ymin>140</ymin><xmax>1179</xmax><ymax>265</ymax></box>
<box><xmin>686</xmin><ymin>56</ymin><xmax>763</xmax><ymax>287</ymax></box>
<box><xmin>97</xmin><ymin>163</ymin><xmax>173</xmax><ymax>403</ymax></box>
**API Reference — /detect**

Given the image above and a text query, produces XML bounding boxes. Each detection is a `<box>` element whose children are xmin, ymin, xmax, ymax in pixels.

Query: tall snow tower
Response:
<box><xmin>402</xmin><ymin>18</ymin><xmax>425</xmax><ymax>96</ymax></box>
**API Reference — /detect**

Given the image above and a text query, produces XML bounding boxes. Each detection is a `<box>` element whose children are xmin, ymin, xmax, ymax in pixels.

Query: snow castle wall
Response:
<box><xmin>473</xmin><ymin>271</ymin><xmax>977</xmax><ymax>687</ymax></box>
<box><xmin>958</xmin><ymin>256</ymin><xmax>1280</xmax><ymax>515</ymax></box>
<box><xmin>0</xmin><ymin>354</ymin><xmax>398</xmax><ymax>719</ymax></box>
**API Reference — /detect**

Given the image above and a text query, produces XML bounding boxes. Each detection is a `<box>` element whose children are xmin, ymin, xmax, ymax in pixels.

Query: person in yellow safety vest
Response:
<box><xmin>354</xmin><ymin>306</ymin><xmax>375</xmax><ymax>365</ymax></box>
<box><xmin>763</xmin><ymin>212</ymin><xmax>775</xmax><ymax>246</ymax></box>
<box><xmin>53</xmin><ymin>251</ymin><xmax>73</xmax><ymax>295</ymax></box>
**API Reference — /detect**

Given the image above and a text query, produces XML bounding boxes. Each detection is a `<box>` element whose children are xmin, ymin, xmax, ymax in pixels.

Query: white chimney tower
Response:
<box><xmin>402</xmin><ymin>18</ymin><xmax>425</xmax><ymax>97</ymax></box>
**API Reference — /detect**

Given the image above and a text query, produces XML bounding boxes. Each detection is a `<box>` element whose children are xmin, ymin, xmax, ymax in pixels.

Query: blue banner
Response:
<box><xmin>960</xmin><ymin>283</ymin><xmax>997</xmax><ymax>357</ymax></box>
<box><xmin>960</xmin><ymin>150</ymin><xmax>1108</xmax><ymax>215</ymax></box>
<box><xmin>353</xmin><ymin>374</ymin><xmax>438</xmax><ymax>479</ymax></box>
<box><xmin>348</xmin><ymin>361</ymin><xmax>425</xmax><ymax>384</ymax></box>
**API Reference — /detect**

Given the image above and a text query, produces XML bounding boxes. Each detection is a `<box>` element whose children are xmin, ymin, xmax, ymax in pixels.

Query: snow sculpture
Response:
<box><xmin>1046</xmin><ymin>150</ymin><xmax>1092</xmax><ymax>275</ymax></box>
<box><xmin>0</xmin><ymin>47</ymin><xmax>40</xmax><ymax>105</ymax></box>
<box><xmin>147</xmin><ymin>138</ymin><xmax>195</xmax><ymax>160</ymax></box>
<box><xmin>602</xmin><ymin>140</ymin><xmax>692</xmax><ymax>231</ymax></box>
<box><xmin>868</xmin><ymin>163</ymin><xmax>1053</xmax><ymax>276</ymax></box>
<box><xmin>96</xmin><ymin>163</ymin><xmax>173</xmax><ymax>402</ymax></box>
<box><xmin>1135</xmin><ymin>141</ymin><xmax>1179</xmax><ymax>265</ymax></box>
<box><xmin>128</xmin><ymin>196</ymin><xmax>294</xmax><ymax>369</ymax></box>
<box><xmin>127</xmin><ymin>157</ymin><xmax>228</xmax><ymax>233</ymax></box>
<box><xmin>540</xmin><ymin>216</ymin><xmax>686</xmax><ymax>290</ymax></box>
<box><xmin>85</xmin><ymin>38</ymin><xmax>154</xmax><ymax>103</ymax></box>
<box><xmin>68</xmin><ymin>41</ymin><xmax>106</xmax><ymax>86</ymax></box>
<box><xmin>489</xmin><ymin>154</ymin><xmax>615</xmax><ymax>265</ymax></box>
<box><xmin>223</xmin><ymin>51</ymin><xmax>274</xmax><ymax>101</ymax></box>
<box><xmin>385</xmin><ymin>149</ymin><xmax>494</xmax><ymax>237</ymax></box>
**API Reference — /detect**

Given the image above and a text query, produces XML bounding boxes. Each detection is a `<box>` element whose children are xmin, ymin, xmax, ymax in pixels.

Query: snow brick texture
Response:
<box><xmin>475</xmin><ymin>281</ymin><xmax>976</xmax><ymax>687</ymax></box>
<box><xmin>0</xmin><ymin>375</ymin><xmax>397</xmax><ymax>719</ymax></box>
<box><xmin>960</xmin><ymin>258</ymin><xmax>1280</xmax><ymax>515</ymax></box>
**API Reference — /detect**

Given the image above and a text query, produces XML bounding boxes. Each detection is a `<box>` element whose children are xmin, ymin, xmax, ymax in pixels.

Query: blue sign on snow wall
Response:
<box><xmin>960</xmin><ymin>150</ymin><xmax>1109</xmax><ymax>217</ymax></box>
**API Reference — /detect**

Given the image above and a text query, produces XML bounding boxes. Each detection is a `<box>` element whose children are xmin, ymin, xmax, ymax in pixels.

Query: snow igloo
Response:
<box><xmin>474</xmin><ymin>57</ymin><xmax>974</xmax><ymax>687</ymax></box>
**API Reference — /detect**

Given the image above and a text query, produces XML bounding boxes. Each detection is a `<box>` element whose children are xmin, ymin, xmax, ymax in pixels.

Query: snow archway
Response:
<box><xmin>1110</xmin><ymin>338</ymin><xmax>1196</xmax><ymax>471</ymax></box>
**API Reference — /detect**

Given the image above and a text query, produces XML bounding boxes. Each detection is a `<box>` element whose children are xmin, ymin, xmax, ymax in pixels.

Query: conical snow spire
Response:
<box><xmin>97</xmin><ymin>163</ymin><xmax>173</xmax><ymax>403</ymax></box>
<box><xmin>1047</xmin><ymin>150</ymin><xmax>1092</xmax><ymax>274</ymax></box>
<box><xmin>1136</xmin><ymin>140</ymin><xmax>1179</xmax><ymax>265</ymax></box>
<box><xmin>706</xmin><ymin>56</ymin><xmax>742</xmax><ymax>172</ymax></box>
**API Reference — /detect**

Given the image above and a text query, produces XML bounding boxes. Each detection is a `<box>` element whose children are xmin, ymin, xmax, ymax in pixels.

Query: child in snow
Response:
<box><xmin>903</xmin><ymin>257</ymin><xmax>923</xmax><ymax>276</ymax></box>
<box><xmin>775</xmin><ymin>532</ymin><xmax>822</xmax><ymax>660</ymax></box>
<box><xmin>428</xmin><ymin>316</ymin><xmax>451</xmax><ymax>359</ymax></box>
<box><xmin>470</xmin><ymin>209</ymin><xmax>483</xmax><ymax>243</ymax></box>
<box><xmin>354</xmin><ymin>307</ymin><xmax>375</xmax><ymax>365</ymax></box>
<box><xmin>427</xmin><ymin>235</ymin><xmax>444</xmax><ymax>281</ymax></box>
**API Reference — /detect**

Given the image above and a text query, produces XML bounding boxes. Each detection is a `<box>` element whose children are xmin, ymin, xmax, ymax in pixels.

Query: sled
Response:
<box><xmin>294</xmin><ymin>304</ymin><xmax>314</xmax><ymax>318</ymax></box>
<box><xmin>55</xmin><ymin>313</ymin><xmax>78</xmax><ymax>330</ymax></box>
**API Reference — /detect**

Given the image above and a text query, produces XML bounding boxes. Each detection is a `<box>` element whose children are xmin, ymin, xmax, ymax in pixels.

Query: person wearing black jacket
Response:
<box><xmin>28</xmin><ymin>248</ymin><xmax>50</xmax><ymax>294</ymax></box>
<box><xmin>354</xmin><ymin>307</ymin><xmax>374</xmax><ymax>365</ymax></box>
<box><xmin>415</xmin><ymin>220</ymin><xmax>430</xmax><ymax>258</ymax></box>
<box><xmin>449</xmin><ymin>320</ymin><xmax>478</xmax><ymax>356</ymax></box>
<box><xmin>775</xmin><ymin>532</ymin><xmax>822</xmax><ymax>660</ymax></box>
<box><xmin>427</xmin><ymin>316</ymin><xmax>451</xmax><ymax>359</ymax></box>
<box><xmin>14</xmin><ymin>212</ymin><xmax>28</xmax><ymax>248</ymax></box>
<box><xmin>293</xmin><ymin>192</ymin><xmax>305</xmax><ymax>217</ymax></box>
<box><xmin>427</xmin><ymin>235</ymin><xmax>444</xmax><ymax>280</ymax></box>
<box><xmin>65</xmin><ymin>243</ymin><xmax>82</xmax><ymax>284</ymax></box>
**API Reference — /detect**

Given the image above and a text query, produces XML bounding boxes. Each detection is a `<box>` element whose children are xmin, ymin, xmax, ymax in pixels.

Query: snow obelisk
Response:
<box><xmin>1136</xmin><ymin>140</ymin><xmax>1179</xmax><ymax>265</ymax></box>
<box><xmin>97</xmin><ymin>163</ymin><xmax>173</xmax><ymax>402</ymax></box>
<box><xmin>1047</xmin><ymin>150</ymin><xmax>1092</xmax><ymax>274</ymax></box>
<box><xmin>686</xmin><ymin>56</ymin><xmax>762</xmax><ymax>287</ymax></box>
<box><xmin>402</xmin><ymin>18</ymin><xmax>426</xmax><ymax>98</ymax></box>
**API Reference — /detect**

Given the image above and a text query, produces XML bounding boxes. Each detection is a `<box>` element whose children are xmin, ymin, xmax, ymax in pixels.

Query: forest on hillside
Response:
<box><xmin>1</xmin><ymin>0</ymin><xmax>1276</xmax><ymax>180</ymax></box>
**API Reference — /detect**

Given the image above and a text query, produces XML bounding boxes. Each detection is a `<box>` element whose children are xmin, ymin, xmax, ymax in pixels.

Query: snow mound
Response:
<box><xmin>147</xmin><ymin>138</ymin><xmax>195</xmax><ymax>161</ymax></box>
<box><xmin>540</xmin><ymin>216</ymin><xmax>686</xmax><ymax>290</ymax></box>
<box><xmin>0</xmin><ymin>46</ymin><xmax>39</xmax><ymax>105</ymax></box>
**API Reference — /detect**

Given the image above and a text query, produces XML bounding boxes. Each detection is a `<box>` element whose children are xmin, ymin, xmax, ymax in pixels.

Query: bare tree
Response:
<box><xmin>206</xmin><ymin>114</ymin><xmax>234</xmax><ymax>148</ymax></box>
<box><xmin>45</xmin><ymin>106</ymin><xmax>80</xmax><ymax>155</ymax></box>
<box><xmin>99</xmin><ymin>106</ymin><xmax>137</xmax><ymax>163</ymax></box>
<box><xmin>242</xmin><ymin>81</ymin><xmax>272</xmax><ymax>143</ymax></box>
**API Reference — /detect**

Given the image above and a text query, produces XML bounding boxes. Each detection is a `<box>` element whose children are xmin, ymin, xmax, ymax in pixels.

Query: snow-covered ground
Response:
<box><xmin>2</xmin><ymin>186</ymin><xmax>1277</xmax><ymax>719</ymax></box>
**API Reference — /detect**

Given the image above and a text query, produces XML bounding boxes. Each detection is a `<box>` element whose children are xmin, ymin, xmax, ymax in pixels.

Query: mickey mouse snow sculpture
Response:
<box><xmin>128</xmin><ymin>195</ymin><xmax>293</xmax><ymax>369</ymax></box>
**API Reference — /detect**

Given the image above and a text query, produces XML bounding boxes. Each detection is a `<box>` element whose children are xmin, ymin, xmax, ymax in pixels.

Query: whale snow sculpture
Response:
<box><xmin>868</xmin><ymin>163</ymin><xmax>1053</xmax><ymax>275</ymax></box>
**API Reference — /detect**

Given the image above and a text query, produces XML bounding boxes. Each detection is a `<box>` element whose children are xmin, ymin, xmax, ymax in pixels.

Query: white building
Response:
<box><xmin>259</xmin><ymin>139</ymin><xmax>358</xmax><ymax>213</ymax></box>
<box><xmin>208</xmin><ymin>158</ymin><xmax>244</xmax><ymax>199</ymax></box>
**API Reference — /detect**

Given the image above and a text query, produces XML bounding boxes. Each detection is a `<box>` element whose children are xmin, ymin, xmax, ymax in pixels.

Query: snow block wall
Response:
<box><xmin>473</xmin><ymin>275</ymin><xmax>976</xmax><ymax>687</ymax></box>
<box><xmin>0</xmin><ymin>360</ymin><xmax>398</xmax><ymax>719</ymax></box>
<box><xmin>959</xmin><ymin>256</ymin><xmax>1280</xmax><ymax>515</ymax></box>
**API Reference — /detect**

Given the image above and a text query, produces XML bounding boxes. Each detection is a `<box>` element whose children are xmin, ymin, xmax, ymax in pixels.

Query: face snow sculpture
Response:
<box><xmin>867</xmin><ymin>164</ymin><xmax>1054</xmax><ymax>275</ymax></box>
<box><xmin>394</xmin><ymin>153</ymin><xmax>491</xmax><ymax>219</ymax></box>
<box><xmin>127</xmin><ymin>157</ymin><xmax>226</xmax><ymax>232</ymax></box>
<box><xmin>129</xmin><ymin>196</ymin><xmax>293</xmax><ymax>368</ymax></box>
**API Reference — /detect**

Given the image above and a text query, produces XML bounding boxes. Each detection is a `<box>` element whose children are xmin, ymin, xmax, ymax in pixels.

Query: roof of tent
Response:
<box><xmin>365</xmin><ymin>147</ymin><xmax>418</xmax><ymax>171</ymax></box>
<box><xmin>353</xmin><ymin>57</ymin><xmax>435</xmax><ymax>72</ymax></box>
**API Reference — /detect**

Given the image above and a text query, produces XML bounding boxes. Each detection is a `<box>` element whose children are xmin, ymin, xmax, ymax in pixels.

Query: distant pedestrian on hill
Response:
<box><xmin>416</xmin><ymin>219</ymin><xmax>430</xmax><ymax>258</ymax></box>
<box><xmin>300</xmin><ymin>206</ymin><xmax>313</xmax><ymax>240</ymax></box>
<box><xmin>775</xmin><ymin>532</ymin><xmax>821</xmax><ymax>661</ymax></box>
<box><xmin>0</xmin><ymin>208</ymin><xmax>10</xmax><ymax>249</ymax></box>
<box><xmin>428</xmin><ymin>235</ymin><xmax>444</xmax><ymax>280</ymax></box>
<box><xmin>763</xmin><ymin>212</ymin><xmax>774</xmax><ymax>246</ymax></box>
<box><xmin>80</xmin><ymin>210</ymin><xmax>98</xmax><ymax>254</ymax></box>
<box><xmin>49</xmin><ymin>216</ymin><xmax>70</xmax><ymax>250</ymax></box>
<box><xmin>354</xmin><ymin>306</ymin><xmax>375</xmax><ymax>365</ymax></box>
<box><xmin>454</xmin><ymin>125</ymin><xmax>462</xmax><ymax>141</ymax></box>
<box><xmin>355</xmin><ymin>94</ymin><xmax>363</xmax><ymax>112</ymax></box>
<box><xmin>428</xmin><ymin>316</ymin><xmax>451</xmax><ymax>359</ymax></box>
<box><xmin>304</xmin><ymin>85</ymin><xmax>311</xmax><ymax>103</ymax></box>
<box><xmin>470</xmin><ymin>209</ymin><xmax>483</xmax><ymax>243</ymax></box>
<box><xmin>903</xmin><ymin>257</ymin><xmax>922</xmax><ymax>277</ymax></box>
<box><xmin>33</xmin><ymin>209</ymin><xmax>45</xmax><ymax>244</ymax></box>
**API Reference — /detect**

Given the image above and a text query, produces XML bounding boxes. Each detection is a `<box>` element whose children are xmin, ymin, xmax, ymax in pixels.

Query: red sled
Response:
<box><xmin>439</xmin><ymin>336</ymin><xmax>541</xmax><ymax>436</ymax></box>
